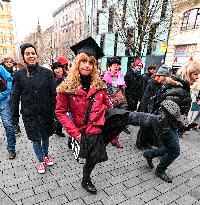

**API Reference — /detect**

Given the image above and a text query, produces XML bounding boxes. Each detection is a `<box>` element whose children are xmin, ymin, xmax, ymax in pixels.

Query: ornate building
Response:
<box><xmin>52</xmin><ymin>0</ymin><xmax>85</xmax><ymax>62</ymax></box>
<box><xmin>165</xmin><ymin>0</ymin><xmax>200</xmax><ymax>68</ymax></box>
<box><xmin>0</xmin><ymin>0</ymin><xmax>15</xmax><ymax>60</ymax></box>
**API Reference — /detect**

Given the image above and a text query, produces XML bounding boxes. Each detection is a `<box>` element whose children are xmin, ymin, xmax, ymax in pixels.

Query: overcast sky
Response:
<box><xmin>11</xmin><ymin>0</ymin><xmax>67</xmax><ymax>42</ymax></box>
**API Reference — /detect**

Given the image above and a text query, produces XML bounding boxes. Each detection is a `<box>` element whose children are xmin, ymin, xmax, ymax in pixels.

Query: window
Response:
<box><xmin>181</xmin><ymin>8</ymin><xmax>200</xmax><ymax>30</ymax></box>
<box><xmin>2</xmin><ymin>38</ymin><xmax>6</xmax><ymax>44</ymax></box>
<box><xmin>3</xmin><ymin>48</ymin><xmax>7</xmax><ymax>54</ymax></box>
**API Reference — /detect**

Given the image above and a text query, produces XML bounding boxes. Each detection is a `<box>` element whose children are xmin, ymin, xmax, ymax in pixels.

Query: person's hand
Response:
<box><xmin>197</xmin><ymin>100</ymin><xmax>200</xmax><ymax>105</ymax></box>
<box><xmin>76</xmin><ymin>134</ymin><xmax>81</xmax><ymax>142</ymax></box>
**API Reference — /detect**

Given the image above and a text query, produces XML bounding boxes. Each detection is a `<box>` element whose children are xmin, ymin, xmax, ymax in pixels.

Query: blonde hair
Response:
<box><xmin>177</xmin><ymin>61</ymin><xmax>200</xmax><ymax>84</ymax></box>
<box><xmin>2</xmin><ymin>56</ymin><xmax>13</xmax><ymax>63</ymax></box>
<box><xmin>57</xmin><ymin>53</ymin><xmax>106</xmax><ymax>93</ymax></box>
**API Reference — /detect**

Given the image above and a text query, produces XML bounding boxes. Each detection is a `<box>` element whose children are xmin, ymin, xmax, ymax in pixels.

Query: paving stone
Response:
<box><xmin>103</xmin><ymin>183</ymin><xmax>127</xmax><ymax>196</ymax></box>
<box><xmin>145</xmin><ymin>198</ymin><xmax>164</xmax><ymax>205</ymax></box>
<box><xmin>81</xmin><ymin>189</ymin><xmax>108</xmax><ymax>204</ymax></box>
<box><xmin>21</xmin><ymin>192</ymin><xmax>51</xmax><ymax>205</ymax></box>
<box><xmin>39</xmin><ymin>194</ymin><xmax>69</xmax><ymax>205</ymax></box>
<box><xmin>10</xmin><ymin>188</ymin><xmax>35</xmax><ymax>201</ymax></box>
<box><xmin>175</xmin><ymin>194</ymin><xmax>198</xmax><ymax>205</ymax></box>
<box><xmin>100</xmin><ymin>192</ymin><xmax>127</xmax><ymax>205</ymax></box>
<box><xmin>0</xmin><ymin>189</ymin><xmax>6</xmax><ymax>199</ymax></box>
<box><xmin>0</xmin><ymin>196</ymin><xmax>16</xmax><ymax>205</ymax></box>
<box><xmin>118</xmin><ymin>196</ymin><xmax>144</xmax><ymax>205</ymax></box>
<box><xmin>138</xmin><ymin>188</ymin><xmax>161</xmax><ymax>202</ymax></box>
<box><xmin>157</xmin><ymin>190</ymin><xmax>181</xmax><ymax>204</ymax></box>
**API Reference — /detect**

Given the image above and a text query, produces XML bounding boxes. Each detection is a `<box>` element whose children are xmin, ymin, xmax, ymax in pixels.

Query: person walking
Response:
<box><xmin>103</xmin><ymin>58</ymin><xmax>127</xmax><ymax>148</ymax></box>
<box><xmin>124</xmin><ymin>59</ymin><xmax>143</xmax><ymax>111</ymax></box>
<box><xmin>11</xmin><ymin>43</ymin><xmax>56</xmax><ymax>174</ymax></box>
<box><xmin>56</xmin><ymin>36</ymin><xmax>169</xmax><ymax>194</ymax></box>
<box><xmin>0</xmin><ymin>64</ymin><xmax>16</xmax><ymax>159</ymax></box>
<box><xmin>143</xmin><ymin>61</ymin><xmax>200</xmax><ymax>183</ymax></box>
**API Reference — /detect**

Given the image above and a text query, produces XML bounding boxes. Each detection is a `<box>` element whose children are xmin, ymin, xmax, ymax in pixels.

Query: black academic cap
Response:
<box><xmin>70</xmin><ymin>36</ymin><xmax>104</xmax><ymax>59</ymax></box>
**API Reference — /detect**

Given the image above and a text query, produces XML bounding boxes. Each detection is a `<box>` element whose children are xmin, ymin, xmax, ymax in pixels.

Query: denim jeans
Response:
<box><xmin>33</xmin><ymin>138</ymin><xmax>49</xmax><ymax>163</ymax></box>
<box><xmin>144</xmin><ymin>129</ymin><xmax>180</xmax><ymax>172</ymax></box>
<box><xmin>0</xmin><ymin>102</ymin><xmax>16</xmax><ymax>151</ymax></box>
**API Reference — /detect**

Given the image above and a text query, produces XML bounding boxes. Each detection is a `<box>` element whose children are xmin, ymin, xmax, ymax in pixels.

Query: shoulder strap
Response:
<box><xmin>84</xmin><ymin>93</ymin><xmax>95</xmax><ymax>126</ymax></box>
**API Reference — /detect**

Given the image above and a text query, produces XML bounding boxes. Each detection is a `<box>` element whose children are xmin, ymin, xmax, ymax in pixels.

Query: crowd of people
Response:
<box><xmin>0</xmin><ymin>36</ymin><xmax>200</xmax><ymax>195</ymax></box>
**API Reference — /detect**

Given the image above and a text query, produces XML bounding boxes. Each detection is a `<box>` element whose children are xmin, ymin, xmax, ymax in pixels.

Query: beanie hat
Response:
<box><xmin>132</xmin><ymin>59</ymin><xmax>143</xmax><ymax>68</ymax></box>
<box><xmin>161</xmin><ymin>100</ymin><xmax>189</xmax><ymax>127</ymax></box>
<box><xmin>56</xmin><ymin>56</ymin><xmax>68</xmax><ymax>65</ymax></box>
<box><xmin>20</xmin><ymin>43</ymin><xmax>37</xmax><ymax>59</ymax></box>
<box><xmin>156</xmin><ymin>64</ymin><xmax>170</xmax><ymax>76</ymax></box>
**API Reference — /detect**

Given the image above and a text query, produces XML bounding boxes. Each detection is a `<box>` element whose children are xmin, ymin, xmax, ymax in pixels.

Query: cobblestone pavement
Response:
<box><xmin>0</xmin><ymin>120</ymin><xmax>200</xmax><ymax>205</ymax></box>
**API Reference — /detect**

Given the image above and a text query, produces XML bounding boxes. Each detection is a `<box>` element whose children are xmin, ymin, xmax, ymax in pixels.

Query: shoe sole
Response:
<box><xmin>38</xmin><ymin>170</ymin><xmax>45</xmax><ymax>174</ymax></box>
<box><xmin>45</xmin><ymin>162</ymin><xmax>54</xmax><ymax>166</ymax></box>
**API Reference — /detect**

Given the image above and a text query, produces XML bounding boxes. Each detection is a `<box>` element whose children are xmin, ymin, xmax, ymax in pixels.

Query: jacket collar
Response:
<box><xmin>75</xmin><ymin>86</ymin><xmax>97</xmax><ymax>99</ymax></box>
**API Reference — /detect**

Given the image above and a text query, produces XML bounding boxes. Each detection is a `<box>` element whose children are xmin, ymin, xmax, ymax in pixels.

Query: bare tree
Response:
<box><xmin>111</xmin><ymin>0</ymin><xmax>172</xmax><ymax>58</ymax></box>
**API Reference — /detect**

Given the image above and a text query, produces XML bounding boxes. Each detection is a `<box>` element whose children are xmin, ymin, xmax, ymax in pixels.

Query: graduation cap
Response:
<box><xmin>70</xmin><ymin>36</ymin><xmax>104</xmax><ymax>59</ymax></box>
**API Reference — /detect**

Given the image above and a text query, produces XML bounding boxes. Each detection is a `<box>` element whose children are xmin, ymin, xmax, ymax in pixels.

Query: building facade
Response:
<box><xmin>0</xmin><ymin>0</ymin><xmax>15</xmax><ymax>60</ymax></box>
<box><xmin>165</xmin><ymin>0</ymin><xmax>200</xmax><ymax>68</ymax></box>
<box><xmin>52</xmin><ymin>0</ymin><xmax>85</xmax><ymax>62</ymax></box>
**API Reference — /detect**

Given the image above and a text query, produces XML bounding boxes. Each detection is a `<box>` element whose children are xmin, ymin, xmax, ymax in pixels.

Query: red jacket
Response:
<box><xmin>56</xmin><ymin>86</ymin><xmax>112</xmax><ymax>140</ymax></box>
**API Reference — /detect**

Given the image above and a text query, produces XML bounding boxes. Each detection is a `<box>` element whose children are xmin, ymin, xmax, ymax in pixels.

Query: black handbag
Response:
<box><xmin>71</xmin><ymin>93</ymin><xmax>95</xmax><ymax>161</ymax></box>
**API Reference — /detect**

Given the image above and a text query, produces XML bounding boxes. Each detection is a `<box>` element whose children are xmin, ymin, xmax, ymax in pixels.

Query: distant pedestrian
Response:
<box><xmin>103</xmin><ymin>58</ymin><xmax>127</xmax><ymax>148</ymax></box>
<box><xmin>141</xmin><ymin>64</ymin><xmax>156</xmax><ymax>96</ymax></box>
<box><xmin>51</xmin><ymin>62</ymin><xmax>66</xmax><ymax>137</ymax></box>
<box><xmin>0</xmin><ymin>64</ymin><xmax>16</xmax><ymax>159</ymax></box>
<box><xmin>11</xmin><ymin>43</ymin><xmax>56</xmax><ymax>174</ymax></box>
<box><xmin>124</xmin><ymin>59</ymin><xmax>143</xmax><ymax>111</ymax></box>
<box><xmin>1</xmin><ymin>56</ymin><xmax>14</xmax><ymax>77</ymax></box>
<box><xmin>56</xmin><ymin>56</ymin><xmax>69</xmax><ymax>76</ymax></box>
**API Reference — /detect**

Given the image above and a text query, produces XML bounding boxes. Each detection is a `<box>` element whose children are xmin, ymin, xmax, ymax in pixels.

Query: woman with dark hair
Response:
<box><xmin>51</xmin><ymin>62</ymin><xmax>66</xmax><ymax>137</ymax></box>
<box><xmin>11</xmin><ymin>43</ymin><xmax>56</xmax><ymax>174</ymax></box>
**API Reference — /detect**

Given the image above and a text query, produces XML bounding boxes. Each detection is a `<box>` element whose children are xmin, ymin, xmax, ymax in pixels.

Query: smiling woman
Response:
<box><xmin>10</xmin><ymin>43</ymin><xmax>56</xmax><ymax>174</ymax></box>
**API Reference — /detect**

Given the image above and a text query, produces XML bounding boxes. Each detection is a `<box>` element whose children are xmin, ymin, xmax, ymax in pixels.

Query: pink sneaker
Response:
<box><xmin>37</xmin><ymin>162</ymin><xmax>45</xmax><ymax>174</ymax></box>
<box><xmin>43</xmin><ymin>156</ymin><xmax>54</xmax><ymax>166</ymax></box>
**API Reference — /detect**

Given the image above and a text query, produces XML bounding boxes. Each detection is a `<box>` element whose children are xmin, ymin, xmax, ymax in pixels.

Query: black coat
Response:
<box><xmin>161</xmin><ymin>76</ymin><xmax>191</xmax><ymax>115</ymax></box>
<box><xmin>11</xmin><ymin>65</ymin><xmax>56</xmax><ymax>142</ymax></box>
<box><xmin>124</xmin><ymin>69</ymin><xmax>143</xmax><ymax>100</ymax></box>
<box><xmin>138</xmin><ymin>79</ymin><xmax>162</xmax><ymax>113</ymax></box>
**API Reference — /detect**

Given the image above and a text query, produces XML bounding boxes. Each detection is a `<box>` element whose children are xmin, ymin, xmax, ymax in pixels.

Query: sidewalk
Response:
<box><xmin>0</xmin><ymin>122</ymin><xmax>200</xmax><ymax>205</ymax></box>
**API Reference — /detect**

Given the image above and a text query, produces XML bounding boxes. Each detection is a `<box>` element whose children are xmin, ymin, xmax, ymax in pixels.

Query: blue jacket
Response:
<box><xmin>0</xmin><ymin>65</ymin><xmax>12</xmax><ymax>103</ymax></box>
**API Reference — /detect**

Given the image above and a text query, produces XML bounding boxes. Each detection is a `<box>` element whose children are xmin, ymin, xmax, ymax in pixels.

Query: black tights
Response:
<box><xmin>82</xmin><ymin>161</ymin><xmax>96</xmax><ymax>182</ymax></box>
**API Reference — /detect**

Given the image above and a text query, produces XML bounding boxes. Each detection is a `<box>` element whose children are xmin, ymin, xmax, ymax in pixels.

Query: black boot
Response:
<box><xmin>82</xmin><ymin>162</ymin><xmax>97</xmax><ymax>194</ymax></box>
<box><xmin>123</xmin><ymin>126</ymin><xmax>131</xmax><ymax>134</ymax></box>
<box><xmin>81</xmin><ymin>179</ymin><xmax>97</xmax><ymax>194</ymax></box>
<box><xmin>68</xmin><ymin>137</ymin><xmax>72</xmax><ymax>149</ymax></box>
<box><xmin>155</xmin><ymin>169</ymin><xmax>172</xmax><ymax>183</ymax></box>
<box><xmin>55</xmin><ymin>131</ymin><xmax>65</xmax><ymax>137</ymax></box>
<box><xmin>143</xmin><ymin>152</ymin><xmax>154</xmax><ymax>169</ymax></box>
